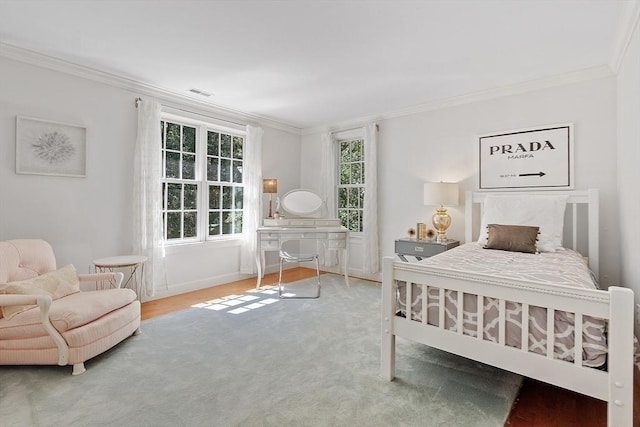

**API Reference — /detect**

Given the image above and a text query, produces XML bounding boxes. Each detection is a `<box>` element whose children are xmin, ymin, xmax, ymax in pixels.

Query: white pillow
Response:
<box><xmin>478</xmin><ymin>195</ymin><xmax>568</xmax><ymax>252</ymax></box>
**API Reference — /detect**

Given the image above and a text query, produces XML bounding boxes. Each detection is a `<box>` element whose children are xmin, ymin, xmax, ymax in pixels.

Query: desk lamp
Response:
<box><xmin>263</xmin><ymin>179</ymin><xmax>278</xmax><ymax>218</ymax></box>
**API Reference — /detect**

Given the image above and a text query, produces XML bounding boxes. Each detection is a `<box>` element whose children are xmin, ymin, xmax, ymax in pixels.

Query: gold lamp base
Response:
<box><xmin>432</xmin><ymin>206</ymin><xmax>451</xmax><ymax>243</ymax></box>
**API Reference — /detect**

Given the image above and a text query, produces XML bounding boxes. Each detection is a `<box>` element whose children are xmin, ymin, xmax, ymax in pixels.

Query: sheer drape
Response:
<box><xmin>362</xmin><ymin>123</ymin><xmax>379</xmax><ymax>274</ymax></box>
<box><xmin>239</xmin><ymin>125</ymin><xmax>263</xmax><ymax>274</ymax></box>
<box><xmin>320</xmin><ymin>132</ymin><xmax>339</xmax><ymax>266</ymax></box>
<box><xmin>132</xmin><ymin>99</ymin><xmax>167</xmax><ymax>297</ymax></box>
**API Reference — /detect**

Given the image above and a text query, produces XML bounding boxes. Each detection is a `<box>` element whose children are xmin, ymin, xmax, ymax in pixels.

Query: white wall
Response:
<box><xmin>617</xmin><ymin>14</ymin><xmax>640</xmax><ymax>328</ymax></box>
<box><xmin>302</xmin><ymin>77</ymin><xmax>621</xmax><ymax>286</ymax></box>
<box><xmin>0</xmin><ymin>55</ymin><xmax>301</xmax><ymax>299</ymax></box>
<box><xmin>1</xmin><ymin>46</ymin><xmax>630</xmax><ymax>300</ymax></box>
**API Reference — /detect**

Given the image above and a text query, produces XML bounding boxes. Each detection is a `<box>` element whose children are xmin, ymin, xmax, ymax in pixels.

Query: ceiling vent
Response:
<box><xmin>189</xmin><ymin>88</ymin><xmax>212</xmax><ymax>97</ymax></box>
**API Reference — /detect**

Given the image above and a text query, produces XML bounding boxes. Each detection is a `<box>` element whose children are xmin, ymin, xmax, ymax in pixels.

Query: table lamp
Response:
<box><xmin>423</xmin><ymin>182</ymin><xmax>459</xmax><ymax>243</ymax></box>
<box><xmin>263</xmin><ymin>178</ymin><xmax>278</xmax><ymax>218</ymax></box>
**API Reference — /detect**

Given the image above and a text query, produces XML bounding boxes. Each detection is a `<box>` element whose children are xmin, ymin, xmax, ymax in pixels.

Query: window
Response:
<box><xmin>161</xmin><ymin>117</ymin><xmax>245</xmax><ymax>243</ymax></box>
<box><xmin>337</xmin><ymin>138</ymin><xmax>364</xmax><ymax>232</ymax></box>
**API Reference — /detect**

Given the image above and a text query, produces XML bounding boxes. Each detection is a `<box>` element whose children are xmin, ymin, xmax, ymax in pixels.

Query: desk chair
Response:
<box><xmin>278</xmin><ymin>240</ymin><xmax>321</xmax><ymax>299</ymax></box>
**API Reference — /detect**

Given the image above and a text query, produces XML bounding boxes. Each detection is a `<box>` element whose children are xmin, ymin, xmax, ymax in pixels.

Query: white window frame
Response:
<box><xmin>336</xmin><ymin>133</ymin><xmax>365</xmax><ymax>235</ymax></box>
<box><xmin>161</xmin><ymin>111</ymin><xmax>246</xmax><ymax>246</ymax></box>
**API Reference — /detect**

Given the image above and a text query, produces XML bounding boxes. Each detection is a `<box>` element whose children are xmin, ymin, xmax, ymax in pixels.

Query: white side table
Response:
<box><xmin>93</xmin><ymin>255</ymin><xmax>147</xmax><ymax>299</ymax></box>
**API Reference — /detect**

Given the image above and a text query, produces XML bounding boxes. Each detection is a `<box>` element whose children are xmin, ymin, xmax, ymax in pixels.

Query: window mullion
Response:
<box><xmin>197</xmin><ymin>125</ymin><xmax>208</xmax><ymax>240</ymax></box>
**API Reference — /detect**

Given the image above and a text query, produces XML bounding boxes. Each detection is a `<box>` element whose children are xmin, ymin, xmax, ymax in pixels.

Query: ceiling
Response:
<box><xmin>0</xmin><ymin>1</ymin><xmax>633</xmax><ymax>130</ymax></box>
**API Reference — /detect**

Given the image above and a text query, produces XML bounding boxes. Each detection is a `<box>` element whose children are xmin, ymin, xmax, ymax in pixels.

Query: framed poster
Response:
<box><xmin>16</xmin><ymin>116</ymin><xmax>87</xmax><ymax>177</ymax></box>
<box><xmin>478</xmin><ymin>124</ymin><xmax>573</xmax><ymax>190</ymax></box>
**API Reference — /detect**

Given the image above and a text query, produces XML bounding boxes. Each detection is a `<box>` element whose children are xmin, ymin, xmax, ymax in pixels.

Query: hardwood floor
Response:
<box><xmin>141</xmin><ymin>267</ymin><xmax>319</xmax><ymax>320</ymax></box>
<box><xmin>506</xmin><ymin>374</ymin><xmax>640</xmax><ymax>427</ymax></box>
<box><xmin>141</xmin><ymin>268</ymin><xmax>638</xmax><ymax>426</ymax></box>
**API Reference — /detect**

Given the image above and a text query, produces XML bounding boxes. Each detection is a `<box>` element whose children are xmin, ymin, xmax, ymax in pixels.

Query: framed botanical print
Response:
<box><xmin>16</xmin><ymin>116</ymin><xmax>87</xmax><ymax>178</ymax></box>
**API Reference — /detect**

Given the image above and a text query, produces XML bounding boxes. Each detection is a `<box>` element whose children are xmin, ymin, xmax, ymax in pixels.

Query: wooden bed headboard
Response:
<box><xmin>464</xmin><ymin>189</ymin><xmax>600</xmax><ymax>279</ymax></box>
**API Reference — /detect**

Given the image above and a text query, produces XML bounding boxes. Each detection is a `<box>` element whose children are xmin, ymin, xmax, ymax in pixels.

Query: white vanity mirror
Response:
<box><xmin>280</xmin><ymin>189</ymin><xmax>323</xmax><ymax>217</ymax></box>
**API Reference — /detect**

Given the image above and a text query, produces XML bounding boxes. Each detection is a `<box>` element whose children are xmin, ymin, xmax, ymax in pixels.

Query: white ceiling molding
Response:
<box><xmin>302</xmin><ymin>65</ymin><xmax>614</xmax><ymax>136</ymax></box>
<box><xmin>0</xmin><ymin>42</ymin><xmax>302</xmax><ymax>135</ymax></box>
<box><xmin>609</xmin><ymin>0</ymin><xmax>640</xmax><ymax>73</ymax></box>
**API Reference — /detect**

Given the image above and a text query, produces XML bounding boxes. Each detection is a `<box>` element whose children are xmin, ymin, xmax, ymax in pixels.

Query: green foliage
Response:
<box><xmin>183</xmin><ymin>126</ymin><xmax>196</xmax><ymax>153</ymax></box>
<box><xmin>208</xmin><ymin>131</ymin><xmax>219</xmax><ymax>156</ymax></box>
<box><xmin>337</xmin><ymin>139</ymin><xmax>365</xmax><ymax>232</ymax></box>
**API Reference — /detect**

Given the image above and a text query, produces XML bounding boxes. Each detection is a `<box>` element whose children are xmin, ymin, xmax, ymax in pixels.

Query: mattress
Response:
<box><xmin>397</xmin><ymin>243</ymin><xmax>607</xmax><ymax>367</ymax></box>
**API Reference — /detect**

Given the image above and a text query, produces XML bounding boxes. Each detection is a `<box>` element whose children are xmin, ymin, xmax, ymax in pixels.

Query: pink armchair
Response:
<box><xmin>0</xmin><ymin>239</ymin><xmax>141</xmax><ymax>375</ymax></box>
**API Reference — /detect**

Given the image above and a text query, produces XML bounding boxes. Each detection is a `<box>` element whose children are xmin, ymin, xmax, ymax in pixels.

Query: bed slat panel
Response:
<box><xmin>575</xmin><ymin>313</ymin><xmax>583</xmax><ymax>366</ymax></box>
<box><xmin>477</xmin><ymin>295</ymin><xmax>484</xmax><ymax>339</ymax></box>
<box><xmin>438</xmin><ymin>288</ymin><xmax>445</xmax><ymax>329</ymax></box>
<box><xmin>457</xmin><ymin>291</ymin><xmax>464</xmax><ymax>334</ymax></box>
<box><xmin>421</xmin><ymin>284</ymin><xmax>428</xmax><ymax>325</ymax></box>
<box><xmin>407</xmin><ymin>280</ymin><xmax>412</xmax><ymax>322</ymax></box>
<box><xmin>522</xmin><ymin>303</ymin><xmax>529</xmax><ymax>352</ymax></box>
<box><xmin>498</xmin><ymin>299</ymin><xmax>506</xmax><ymax>345</ymax></box>
<box><xmin>546</xmin><ymin>308</ymin><xmax>555</xmax><ymax>359</ymax></box>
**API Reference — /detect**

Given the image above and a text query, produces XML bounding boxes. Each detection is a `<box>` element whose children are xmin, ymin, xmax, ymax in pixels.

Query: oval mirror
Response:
<box><xmin>281</xmin><ymin>189</ymin><xmax>323</xmax><ymax>217</ymax></box>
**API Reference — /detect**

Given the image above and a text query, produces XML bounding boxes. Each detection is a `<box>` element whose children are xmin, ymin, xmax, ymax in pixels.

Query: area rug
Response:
<box><xmin>0</xmin><ymin>274</ymin><xmax>522</xmax><ymax>426</ymax></box>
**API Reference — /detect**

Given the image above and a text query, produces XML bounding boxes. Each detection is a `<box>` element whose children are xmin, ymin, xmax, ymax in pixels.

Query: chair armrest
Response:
<box><xmin>0</xmin><ymin>294</ymin><xmax>70</xmax><ymax>366</ymax></box>
<box><xmin>78</xmin><ymin>272</ymin><xmax>124</xmax><ymax>289</ymax></box>
<box><xmin>0</xmin><ymin>294</ymin><xmax>46</xmax><ymax>307</ymax></box>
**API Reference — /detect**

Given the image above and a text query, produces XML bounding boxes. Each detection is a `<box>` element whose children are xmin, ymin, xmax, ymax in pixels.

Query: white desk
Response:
<box><xmin>256</xmin><ymin>224</ymin><xmax>349</xmax><ymax>288</ymax></box>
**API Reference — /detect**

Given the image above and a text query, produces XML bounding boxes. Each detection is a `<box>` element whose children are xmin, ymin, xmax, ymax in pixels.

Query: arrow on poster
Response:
<box><xmin>519</xmin><ymin>172</ymin><xmax>546</xmax><ymax>177</ymax></box>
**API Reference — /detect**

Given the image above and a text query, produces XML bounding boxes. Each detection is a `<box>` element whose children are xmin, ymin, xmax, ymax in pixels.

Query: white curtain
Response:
<box><xmin>132</xmin><ymin>99</ymin><xmax>167</xmax><ymax>297</ymax></box>
<box><xmin>239</xmin><ymin>125</ymin><xmax>263</xmax><ymax>274</ymax></box>
<box><xmin>363</xmin><ymin>123</ymin><xmax>380</xmax><ymax>274</ymax></box>
<box><xmin>320</xmin><ymin>132</ymin><xmax>339</xmax><ymax>266</ymax></box>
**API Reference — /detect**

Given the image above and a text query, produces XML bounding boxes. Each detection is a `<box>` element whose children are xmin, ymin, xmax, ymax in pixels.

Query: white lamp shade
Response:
<box><xmin>423</xmin><ymin>182</ymin><xmax>459</xmax><ymax>207</ymax></box>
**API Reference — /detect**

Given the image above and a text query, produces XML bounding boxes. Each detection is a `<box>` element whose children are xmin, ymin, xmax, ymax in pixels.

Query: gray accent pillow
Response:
<box><xmin>483</xmin><ymin>224</ymin><xmax>539</xmax><ymax>254</ymax></box>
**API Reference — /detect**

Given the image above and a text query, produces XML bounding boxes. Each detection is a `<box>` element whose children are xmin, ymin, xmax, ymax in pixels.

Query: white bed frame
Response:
<box><xmin>381</xmin><ymin>189</ymin><xmax>635</xmax><ymax>426</ymax></box>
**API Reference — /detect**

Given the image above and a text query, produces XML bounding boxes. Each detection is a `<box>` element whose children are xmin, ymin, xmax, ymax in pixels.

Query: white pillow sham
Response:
<box><xmin>477</xmin><ymin>194</ymin><xmax>568</xmax><ymax>252</ymax></box>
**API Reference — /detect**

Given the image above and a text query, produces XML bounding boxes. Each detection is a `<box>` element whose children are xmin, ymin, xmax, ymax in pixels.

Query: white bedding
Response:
<box><xmin>417</xmin><ymin>242</ymin><xmax>597</xmax><ymax>288</ymax></box>
<box><xmin>397</xmin><ymin>243</ymin><xmax>607</xmax><ymax>367</ymax></box>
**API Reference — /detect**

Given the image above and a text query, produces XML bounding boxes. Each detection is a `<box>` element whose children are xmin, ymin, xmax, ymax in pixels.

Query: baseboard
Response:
<box><xmin>142</xmin><ymin>271</ymin><xmax>252</xmax><ymax>302</ymax></box>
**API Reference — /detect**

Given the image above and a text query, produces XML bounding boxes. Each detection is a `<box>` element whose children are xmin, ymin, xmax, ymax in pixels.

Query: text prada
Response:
<box><xmin>489</xmin><ymin>141</ymin><xmax>555</xmax><ymax>155</ymax></box>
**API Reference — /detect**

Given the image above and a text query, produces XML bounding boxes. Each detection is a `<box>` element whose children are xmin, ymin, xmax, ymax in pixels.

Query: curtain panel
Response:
<box><xmin>320</xmin><ymin>132</ymin><xmax>339</xmax><ymax>266</ymax></box>
<box><xmin>362</xmin><ymin>123</ymin><xmax>379</xmax><ymax>274</ymax></box>
<box><xmin>132</xmin><ymin>99</ymin><xmax>167</xmax><ymax>297</ymax></box>
<box><xmin>239</xmin><ymin>125</ymin><xmax>263</xmax><ymax>274</ymax></box>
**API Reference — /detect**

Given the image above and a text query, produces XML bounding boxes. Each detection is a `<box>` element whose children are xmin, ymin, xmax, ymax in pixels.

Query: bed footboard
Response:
<box><xmin>380</xmin><ymin>257</ymin><xmax>635</xmax><ymax>426</ymax></box>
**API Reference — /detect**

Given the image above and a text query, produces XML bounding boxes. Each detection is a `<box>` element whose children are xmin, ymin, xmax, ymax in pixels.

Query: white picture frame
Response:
<box><xmin>478</xmin><ymin>123</ymin><xmax>573</xmax><ymax>190</ymax></box>
<box><xmin>16</xmin><ymin>116</ymin><xmax>87</xmax><ymax>178</ymax></box>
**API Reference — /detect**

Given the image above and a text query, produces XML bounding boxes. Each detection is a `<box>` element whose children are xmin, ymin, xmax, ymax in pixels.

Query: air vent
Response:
<box><xmin>189</xmin><ymin>88</ymin><xmax>212</xmax><ymax>97</ymax></box>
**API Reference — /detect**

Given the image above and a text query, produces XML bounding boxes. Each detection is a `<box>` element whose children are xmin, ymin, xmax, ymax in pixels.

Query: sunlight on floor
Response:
<box><xmin>190</xmin><ymin>286</ymin><xmax>281</xmax><ymax>314</ymax></box>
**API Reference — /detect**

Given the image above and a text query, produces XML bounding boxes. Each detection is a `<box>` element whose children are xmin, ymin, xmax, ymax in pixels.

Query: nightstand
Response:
<box><xmin>394</xmin><ymin>239</ymin><xmax>459</xmax><ymax>262</ymax></box>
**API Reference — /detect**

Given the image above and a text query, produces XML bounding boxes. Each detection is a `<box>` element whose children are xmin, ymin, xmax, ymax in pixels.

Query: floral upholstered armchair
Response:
<box><xmin>0</xmin><ymin>239</ymin><xmax>141</xmax><ymax>375</ymax></box>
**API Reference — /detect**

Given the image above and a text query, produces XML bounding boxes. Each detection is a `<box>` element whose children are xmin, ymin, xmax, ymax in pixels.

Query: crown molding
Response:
<box><xmin>0</xmin><ymin>42</ymin><xmax>302</xmax><ymax>135</ymax></box>
<box><xmin>609</xmin><ymin>0</ymin><xmax>640</xmax><ymax>73</ymax></box>
<box><xmin>302</xmin><ymin>65</ymin><xmax>614</xmax><ymax>135</ymax></box>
